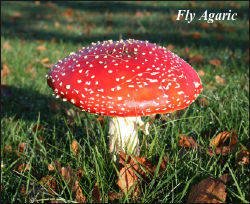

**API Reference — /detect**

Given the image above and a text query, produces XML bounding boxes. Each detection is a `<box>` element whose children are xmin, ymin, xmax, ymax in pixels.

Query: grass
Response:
<box><xmin>1</xmin><ymin>1</ymin><xmax>249</xmax><ymax>203</ymax></box>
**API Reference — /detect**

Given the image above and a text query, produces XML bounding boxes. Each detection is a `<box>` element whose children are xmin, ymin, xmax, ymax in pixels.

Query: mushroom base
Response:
<box><xmin>108</xmin><ymin>116</ymin><xmax>149</xmax><ymax>161</ymax></box>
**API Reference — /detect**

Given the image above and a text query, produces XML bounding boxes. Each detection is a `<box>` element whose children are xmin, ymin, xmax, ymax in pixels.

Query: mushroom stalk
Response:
<box><xmin>109</xmin><ymin>116</ymin><xmax>149</xmax><ymax>161</ymax></box>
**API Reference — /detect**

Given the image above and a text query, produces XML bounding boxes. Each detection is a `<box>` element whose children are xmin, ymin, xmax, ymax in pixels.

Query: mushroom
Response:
<box><xmin>47</xmin><ymin>39</ymin><xmax>202</xmax><ymax>161</ymax></box>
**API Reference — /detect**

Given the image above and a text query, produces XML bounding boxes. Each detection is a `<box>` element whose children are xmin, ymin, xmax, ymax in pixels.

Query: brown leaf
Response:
<box><xmin>4</xmin><ymin>145</ymin><xmax>13</xmax><ymax>154</ymax></box>
<box><xmin>36</xmin><ymin>45</ymin><xmax>47</xmax><ymax>52</ymax></box>
<box><xmin>189</xmin><ymin>54</ymin><xmax>204</xmax><ymax>65</ymax></box>
<box><xmin>209</xmin><ymin>59</ymin><xmax>222</xmax><ymax>67</ymax></box>
<box><xmin>191</xmin><ymin>32</ymin><xmax>201</xmax><ymax>39</ymax></box>
<box><xmin>54</xmin><ymin>21</ymin><xmax>60</xmax><ymax>28</ymax></box>
<box><xmin>1</xmin><ymin>64</ymin><xmax>10</xmax><ymax>78</ymax></box>
<box><xmin>16</xmin><ymin>142</ymin><xmax>27</xmax><ymax>157</ymax></box>
<box><xmin>40</xmin><ymin>57</ymin><xmax>50</xmax><ymax>64</ymax></box>
<box><xmin>40</xmin><ymin>175</ymin><xmax>58</xmax><ymax>195</ymax></box>
<box><xmin>48</xmin><ymin>163</ymin><xmax>55</xmax><ymax>171</ymax></box>
<box><xmin>117</xmin><ymin>163</ymin><xmax>140</xmax><ymax>198</ymax></box>
<box><xmin>187</xmin><ymin>174</ymin><xmax>227</xmax><ymax>203</ymax></box>
<box><xmin>15</xmin><ymin>163</ymin><xmax>30</xmax><ymax>173</ymax></box>
<box><xmin>32</xmin><ymin>124</ymin><xmax>44</xmax><ymax>132</ymax></box>
<box><xmin>62</xmin><ymin>8</ymin><xmax>73</xmax><ymax>17</ymax></box>
<box><xmin>117</xmin><ymin>152</ymin><xmax>154</xmax><ymax>198</ymax></box>
<box><xmin>237</xmin><ymin>149</ymin><xmax>250</xmax><ymax>165</ymax></box>
<box><xmin>198</xmin><ymin>97</ymin><xmax>208</xmax><ymax>107</ymax></box>
<box><xmin>171</xmin><ymin>14</ymin><xmax>182</xmax><ymax>21</ymax></box>
<box><xmin>209</xmin><ymin>131</ymin><xmax>237</xmax><ymax>148</ymax></box>
<box><xmin>198</xmin><ymin>69</ymin><xmax>205</xmax><ymax>77</ymax></box>
<box><xmin>135</xmin><ymin>11</ymin><xmax>144</xmax><ymax>18</ymax></box>
<box><xmin>12</xmin><ymin>12</ymin><xmax>23</xmax><ymax>20</ymax></box>
<box><xmin>74</xmin><ymin>180</ymin><xmax>86</xmax><ymax>203</ymax></box>
<box><xmin>71</xmin><ymin>140</ymin><xmax>78</xmax><ymax>154</ymax></box>
<box><xmin>3</xmin><ymin>42</ymin><xmax>12</xmax><ymax>50</ymax></box>
<box><xmin>67</xmin><ymin>25</ymin><xmax>72</xmax><ymax>30</ymax></box>
<box><xmin>166</xmin><ymin>44</ymin><xmax>175</xmax><ymax>51</ymax></box>
<box><xmin>200</xmin><ymin>23</ymin><xmax>210</xmax><ymax>29</ymax></box>
<box><xmin>61</xmin><ymin>164</ymin><xmax>75</xmax><ymax>189</ymax></box>
<box><xmin>215</xmin><ymin>75</ymin><xmax>226</xmax><ymax>86</ymax></box>
<box><xmin>178</xmin><ymin>135</ymin><xmax>198</xmax><ymax>148</ymax></box>
<box><xmin>92</xmin><ymin>182</ymin><xmax>101</xmax><ymax>202</ymax></box>
<box><xmin>108</xmin><ymin>191</ymin><xmax>123</xmax><ymax>201</ymax></box>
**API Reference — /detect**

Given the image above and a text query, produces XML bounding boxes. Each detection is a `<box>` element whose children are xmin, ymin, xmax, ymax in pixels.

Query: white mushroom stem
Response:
<box><xmin>108</xmin><ymin>116</ymin><xmax>149</xmax><ymax>161</ymax></box>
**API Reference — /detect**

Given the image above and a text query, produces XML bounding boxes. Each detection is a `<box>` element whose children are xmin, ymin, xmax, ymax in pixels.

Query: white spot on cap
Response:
<box><xmin>117</xmin><ymin>97</ymin><xmax>122</xmax><ymax>100</ymax></box>
<box><xmin>77</xmin><ymin>80</ymin><xmax>82</xmax><ymax>83</ymax></box>
<box><xmin>108</xmin><ymin>70</ymin><xmax>113</xmax><ymax>73</ymax></box>
<box><xmin>79</xmin><ymin>69</ymin><xmax>83</xmax><ymax>73</ymax></box>
<box><xmin>66</xmin><ymin>85</ymin><xmax>71</xmax><ymax>89</ymax></box>
<box><xmin>178</xmin><ymin>91</ymin><xmax>184</xmax><ymax>95</ymax></box>
<box><xmin>193</xmin><ymin>82</ymin><xmax>200</xmax><ymax>88</ymax></box>
<box><xmin>71</xmin><ymin>99</ymin><xmax>75</xmax><ymax>104</ymax></box>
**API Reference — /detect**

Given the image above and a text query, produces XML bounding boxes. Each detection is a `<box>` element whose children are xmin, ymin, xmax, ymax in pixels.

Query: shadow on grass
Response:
<box><xmin>1</xmin><ymin>1</ymin><xmax>249</xmax><ymax>51</ymax></box>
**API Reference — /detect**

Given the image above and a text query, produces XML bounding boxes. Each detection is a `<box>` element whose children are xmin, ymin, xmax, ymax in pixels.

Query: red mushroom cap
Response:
<box><xmin>47</xmin><ymin>39</ymin><xmax>202</xmax><ymax>117</ymax></box>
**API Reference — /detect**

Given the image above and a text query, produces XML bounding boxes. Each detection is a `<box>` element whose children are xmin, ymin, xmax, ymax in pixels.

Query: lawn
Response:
<box><xmin>1</xmin><ymin>1</ymin><xmax>249</xmax><ymax>203</ymax></box>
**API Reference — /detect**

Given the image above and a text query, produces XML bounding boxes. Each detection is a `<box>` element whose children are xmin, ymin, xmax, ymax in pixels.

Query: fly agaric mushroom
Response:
<box><xmin>47</xmin><ymin>39</ymin><xmax>202</xmax><ymax>160</ymax></box>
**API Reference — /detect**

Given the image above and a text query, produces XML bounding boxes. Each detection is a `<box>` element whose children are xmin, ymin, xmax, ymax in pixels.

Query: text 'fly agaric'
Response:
<box><xmin>47</xmin><ymin>39</ymin><xmax>202</xmax><ymax>160</ymax></box>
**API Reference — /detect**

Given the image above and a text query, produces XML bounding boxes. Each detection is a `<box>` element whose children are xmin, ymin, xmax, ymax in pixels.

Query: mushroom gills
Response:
<box><xmin>108</xmin><ymin>116</ymin><xmax>149</xmax><ymax>161</ymax></box>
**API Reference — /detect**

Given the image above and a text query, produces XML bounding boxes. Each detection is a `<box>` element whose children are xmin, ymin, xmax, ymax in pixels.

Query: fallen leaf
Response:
<box><xmin>32</xmin><ymin>124</ymin><xmax>44</xmax><ymax>132</ymax></box>
<box><xmin>209</xmin><ymin>131</ymin><xmax>237</xmax><ymax>148</ymax></box>
<box><xmin>198</xmin><ymin>70</ymin><xmax>205</xmax><ymax>77</ymax></box>
<box><xmin>16</xmin><ymin>142</ymin><xmax>27</xmax><ymax>157</ymax></box>
<box><xmin>62</xmin><ymin>8</ymin><xmax>73</xmax><ymax>17</ymax></box>
<box><xmin>40</xmin><ymin>57</ymin><xmax>50</xmax><ymax>64</ymax></box>
<box><xmin>198</xmin><ymin>97</ymin><xmax>208</xmax><ymax>107</ymax></box>
<box><xmin>12</xmin><ymin>12</ymin><xmax>23</xmax><ymax>20</ymax></box>
<box><xmin>3</xmin><ymin>42</ymin><xmax>12</xmax><ymax>50</ymax></box>
<box><xmin>36</xmin><ymin>45</ymin><xmax>47</xmax><ymax>52</ymax></box>
<box><xmin>191</xmin><ymin>32</ymin><xmax>201</xmax><ymax>39</ymax></box>
<box><xmin>117</xmin><ymin>163</ymin><xmax>140</xmax><ymax>198</ymax></box>
<box><xmin>92</xmin><ymin>182</ymin><xmax>101</xmax><ymax>202</ymax></box>
<box><xmin>117</xmin><ymin>152</ymin><xmax>154</xmax><ymax>198</ymax></box>
<box><xmin>4</xmin><ymin>145</ymin><xmax>13</xmax><ymax>154</ymax></box>
<box><xmin>215</xmin><ymin>75</ymin><xmax>226</xmax><ymax>86</ymax></box>
<box><xmin>172</xmin><ymin>14</ymin><xmax>182</xmax><ymax>21</ymax></box>
<box><xmin>209</xmin><ymin>59</ymin><xmax>222</xmax><ymax>67</ymax></box>
<box><xmin>71</xmin><ymin>140</ymin><xmax>78</xmax><ymax>154</ymax></box>
<box><xmin>200</xmin><ymin>23</ymin><xmax>210</xmax><ymax>29</ymax></box>
<box><xmin>1</xmin><ymin>64</ymin><xmax>10</xmax><ymax>78</ymax></box>
<box><xmin>40</xmin><ymin>175</ymin><xmax>58</xmax><ymax>195</ymax></box>
<box><xmin>166</xmin><ymin>44</ymin><xmax>175</xmax><ymax>51</ymax></box>
<box><xmin>15</xmin><ymin>163</ymin><xmax>30</xmax><ymax>173</ymax></box>
<box><xmin>178</xmin><ymin>135</ymin><xmax>198</xmax><ymax>148</ymax></box>
<box><xmin>54</xmin><ymin>21</ymin><xmax>60</xmax><ymax>27</ymax></box>
<box><xmin>61</xmin><ymin>164</ymin><xmax>75</xmax><ymax>189</ymax></box>
<box><xmin>134</xmin><ymin>11</ymin><xmax>144</xmax><ymax>18</ymax></box>
<box><xmin>187</xmin><ymin>174</ymin><xmax>227</xmax><ymax>203</ymax></box>
<box><xmin>189</xmin><ymin>54</ymin><xmax>204</xmax><ymax>65</ymax></box>
<box><xmin>108</xmin><ymin>191</ymin><xmax>123</xmax><ymax>201</ymax></box>
<box><xmin>48</xmin><ymin>163</ymin><xmax>55</xmax><ymax>171</ymax></box>
<box><xmin>237</xmin><ymin>149</ymin><xmax>249</xmax><ymax>165</ymax></box>
<box><xmin>74</xmin><ymin>180</ymin><xmax>86</xmax><ymax>203</ymax></box>
<box><xmin>67</xmin><ymin>25</ymin><xmax>72</xmax><ymax>30</ymax></box>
